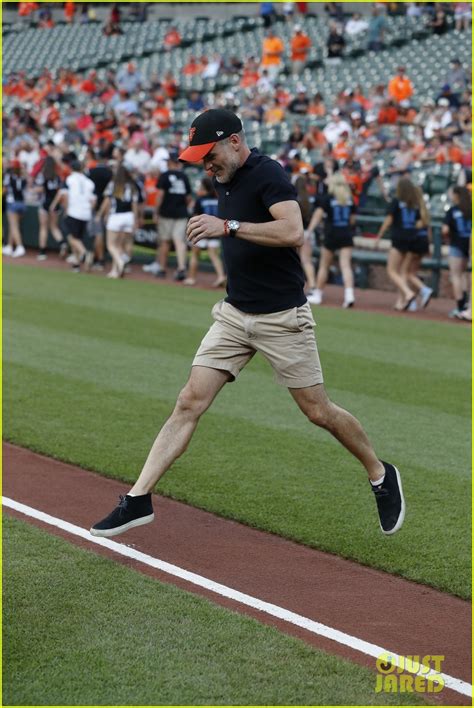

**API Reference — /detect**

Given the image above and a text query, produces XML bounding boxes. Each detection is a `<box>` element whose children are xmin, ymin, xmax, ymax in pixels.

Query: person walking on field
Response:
<box><xmin>401</xmin><ymin>187</ymin><xmax>433</xmax><ymax>312</ymax></box>
<box><xmin>3</xmin><ymin>159</ymin><xmax>27</xmax><ymax>258</ymax></box>
<box><xmin>305</xmin><ymin>173</ymin><xmax>356</xmax><ymax>308</ymax></box>
<box><xmin>375</xmin><ymin>178</ymin><xmax>430</xmax><ymax>311</ymax></box>
<box><xmin>49</xmin><ymin>160</ymin><xmax>96</xmax><ymax>273</ymax></box>
<box><xmin>442</xmin><ymin>186</ymin><xmax>472</xmax><ymax>319</ymax></box>
<box><xmin>91</xmin><ymin>109</ymin><xmax>405</xmax><ymax>539</ymax></box>
<box><xmin>155</xmin><ymin>150</ymin><xmax>192</xmax><ymax>281</ymax></box>
<box><xmin>184</xmin><ymin>176</ymin><xmax>226</xmax><ymax>288</ymax></box>
<box><xmin>97</xmin><ymin>163</ymin><xmax>140</xmax><ymax>279</ymax></box>
<box><xmin>34</xmin><ymin>155</ymin><xmax>67</xmax><ymax>260</ymax></box>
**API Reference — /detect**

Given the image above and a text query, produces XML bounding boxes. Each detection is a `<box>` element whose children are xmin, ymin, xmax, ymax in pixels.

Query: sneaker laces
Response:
<box><xmin>117</xmin><ymin>494</ymin><xmax>130</xmax><ymax>515</ymax></box>
<box><xmin>372</xmin><ymin>484</ymin><xmax>389</xmax><ymax>497</ymax></box>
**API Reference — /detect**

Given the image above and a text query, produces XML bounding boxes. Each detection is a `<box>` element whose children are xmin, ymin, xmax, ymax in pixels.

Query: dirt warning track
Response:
<box><xmin>3</xmin><ymin>442</ymin><xmax>471</xmax><ymax>705</ymax></box>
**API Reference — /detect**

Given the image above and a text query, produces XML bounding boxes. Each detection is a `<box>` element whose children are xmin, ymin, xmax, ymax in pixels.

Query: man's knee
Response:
<box><xmin>304</xmin><ymin>398</ymin><xmax>337</xmax><ymax>429</ymax></box>
<box><xmin>175</xmin><ymin>384</ymin><xmax>209</xmax><ymax>419</ymax></box>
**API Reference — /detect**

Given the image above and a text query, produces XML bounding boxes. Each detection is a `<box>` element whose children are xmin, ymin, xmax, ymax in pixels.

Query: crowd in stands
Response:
<box><xmin>2</xmin><ymin>2</ymin><xmax>472</xmax><ymax>319</ymax></box>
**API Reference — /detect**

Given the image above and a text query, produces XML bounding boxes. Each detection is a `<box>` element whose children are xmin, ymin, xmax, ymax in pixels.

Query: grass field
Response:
<box><xmin>4</xmin><ymin>516</ymin><xmax>427</xmax><ymax>706</ymax></box>
<box><xmin>3</xmin><ymin>263</ymin><xmax>471</xmax><ymax>598</ymax></box>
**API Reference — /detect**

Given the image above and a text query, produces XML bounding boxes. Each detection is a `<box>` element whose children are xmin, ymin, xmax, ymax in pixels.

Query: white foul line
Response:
<box><xmin>3</xmin><ymin>496</ymin><xmax>471</xmax><ymax>699</ymax></box>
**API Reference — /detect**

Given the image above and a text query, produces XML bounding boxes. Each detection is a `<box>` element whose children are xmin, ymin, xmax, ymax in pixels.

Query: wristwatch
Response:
<box><xmin>227</xmin><ymin>219</ymin><xmax>240</xmax><ymax>237</ymax></box>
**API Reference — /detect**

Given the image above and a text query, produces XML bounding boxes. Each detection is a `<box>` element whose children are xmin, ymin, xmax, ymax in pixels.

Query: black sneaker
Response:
<box><xmin>90</xmin><ymin>494</ymin><xmax>154</xmax><ymax>537</ymax></box>
<box><xmin>174</xmin><ymin>269</ymin><xmax>187</xmax><ymax>282</ymax></box>
<box><xmin>371</xmin><ymin>461</ymin><xmax>405</xmax><ymax>535</ymax></box>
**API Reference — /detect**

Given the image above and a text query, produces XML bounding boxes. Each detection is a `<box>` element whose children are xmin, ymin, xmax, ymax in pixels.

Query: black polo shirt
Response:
<box><xmin>214</xmin><ymin>149</ymin><xmax>305</xmax><ymax>314</ymax></box>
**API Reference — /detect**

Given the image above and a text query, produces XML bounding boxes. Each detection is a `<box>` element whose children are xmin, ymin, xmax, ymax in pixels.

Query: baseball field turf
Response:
<box><xmin>3</xmin><ymin>262</ymin><xmax>470</xmax><ymax>704</ymax></box>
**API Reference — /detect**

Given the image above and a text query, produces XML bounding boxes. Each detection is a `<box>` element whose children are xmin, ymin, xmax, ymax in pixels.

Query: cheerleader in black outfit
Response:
<box><xmin>34</xmin><ymin>156</ymin><xmax>66</xmax><ymax>260</ymax></box>
<box><xmin>401</xmin><ymin>186</ymin><xmax>433</xmax><ymax>311</ymax></box>
<box><xmin>442</xmin><ymin>186</ymin><xmax>472</xmax><ymax>319</ymax></box>
<box><xmin>306</xmin><ymin>172</ymin><xmax>356</xmax><ymax>308</ymax></box>
<box><xmin>3</xmin><ymin>160</ymin><xmax>27</xmax><ymax>257</ymax></box>
<box><xmin>375</xmin><ymin>177</ymin><xmax>428</xmax><ymax>311</ymax></box>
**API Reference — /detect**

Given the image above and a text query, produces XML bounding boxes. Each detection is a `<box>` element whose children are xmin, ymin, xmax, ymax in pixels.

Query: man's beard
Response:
<box><xmin>215</xmin><ymin>156</ymin><xmax>240</xmax><ymax>183</ymax></box>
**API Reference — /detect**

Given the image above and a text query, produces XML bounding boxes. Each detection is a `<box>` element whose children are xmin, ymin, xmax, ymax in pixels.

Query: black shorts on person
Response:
<box><xmin>392</xmin><ymin>236</ymin><xmax>429</xmax><ymax>255</ymax></box>
<box><xmin>42</xmin><ymin>198</ymin><xmax>60</xmax><ymax>213</ymax></box>
<box><xmin>65</xmin><ymin>216</ymin><xmax>88</xmax><ymax>240</ymax></box>
<box><xmin>323</xmin><ymin>233</ymin><xmax>354</xmax><ymax>252</ymax></box>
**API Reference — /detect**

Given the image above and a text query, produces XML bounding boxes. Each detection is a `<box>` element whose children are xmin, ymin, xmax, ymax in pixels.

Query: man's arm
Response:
<box><xmin>186</xmin><ymin>200</ymin><xmax>304</xmax><ymax>248</ymax></box>
<box><xmin>155</xmin><ymin>190</ymin><xmax>164</xmax><ymax>217</ymax></box>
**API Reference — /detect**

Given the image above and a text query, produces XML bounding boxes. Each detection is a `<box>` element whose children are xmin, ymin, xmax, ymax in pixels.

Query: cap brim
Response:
<box><xmin>179</xmin><ymin>141</ymin><xmax>216</xmax><ymax>163</ymax></box>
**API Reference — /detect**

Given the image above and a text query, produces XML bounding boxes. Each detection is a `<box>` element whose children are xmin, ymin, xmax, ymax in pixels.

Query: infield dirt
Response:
<box><xmin>3</xmin><ymin>442</ymin><xmax>471</xmax><ymax>706</ymax></box>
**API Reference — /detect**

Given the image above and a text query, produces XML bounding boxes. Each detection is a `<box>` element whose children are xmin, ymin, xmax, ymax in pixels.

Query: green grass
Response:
<box><xmin>3</xmin><ymin>516</ymin><xmax>427</xmax><ymax>706</ymax></box>
<box><xmin>3</xmin><ymin>264</ymin><xmax>471</xmax><ymax>597</ymax></box>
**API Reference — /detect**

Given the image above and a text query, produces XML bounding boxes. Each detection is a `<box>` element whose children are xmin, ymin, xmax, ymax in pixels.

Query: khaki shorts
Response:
<box><xmin>193</xmin><ymin>300</ymin><xmax>324</xmax><ymax>389</ymax></box>
<box><xmin>159</xmin><ymin>217</ymin><xmax>187</xmax><ymax>242</ymax></box>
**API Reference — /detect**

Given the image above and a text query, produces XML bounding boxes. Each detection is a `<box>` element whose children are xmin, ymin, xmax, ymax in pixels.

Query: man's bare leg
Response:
<box><xmin>130</xmin><ymin>366</ymin><xmax>231</xmax><ymax>495</ymax></box>
<box><xmin>90</xmin><ymin>366</ymin><xmax>231</xmax><ymax>536</ymax></box>
<box><xmin>290</xmin><ymin>383</ymin><xmax>405</xmax><ymax>534</ymax></box>
<box><xmin>290</xmin><ymin>383</ymin><xmax>384</xmax><ymax>481</ymax></box>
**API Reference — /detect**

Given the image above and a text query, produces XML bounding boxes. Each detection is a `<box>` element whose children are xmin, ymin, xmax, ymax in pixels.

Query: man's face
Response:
<box><xmin>203</xmin><ymin>138</ymin><xmax>240</xmax><ymax>184</ymax></box>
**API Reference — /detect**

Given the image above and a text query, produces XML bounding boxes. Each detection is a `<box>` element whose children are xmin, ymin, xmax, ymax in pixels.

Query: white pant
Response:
<box><xmin>107</xmin><ymin>211</ymin><xmax>134</xmax><ymax>234</ymax></box>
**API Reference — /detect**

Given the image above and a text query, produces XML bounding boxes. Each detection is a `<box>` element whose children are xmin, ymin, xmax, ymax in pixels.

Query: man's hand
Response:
<box><xmin>187</xmin><ymin>215</ymin><xmax>225</xmax><ymax>245</ymax></box>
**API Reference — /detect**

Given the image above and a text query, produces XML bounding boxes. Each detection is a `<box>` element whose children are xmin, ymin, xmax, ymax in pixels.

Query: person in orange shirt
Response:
<box><xmin>341</xmin><ymin>157</ymin><xmax>364</xmax><ymax>207</ymax></box>
<box><xmin>263</xmin><ymin>98</ymin><xmax>285</xmax><ymax>125</ymax></box>
<box><xmin>290</xmin><ymin>25</ymin><xmax>311</xmax><ymax>75</ymax></box>
<box><xmin>182</xmin><ymin>56</ymin><xmax>202</xmax><ymax>76</ymax></box>
<box><xmin>332</xmin><ymin>132</ymin><xmax>351</xmax><ymax>161</ymax></box>
<box><xmin>144</xmin><ymin>173</ymin><xmax>160</xmax><ymax>210</ymax></box>
<box><xmin>80</xmin><ymin>71</ymin><xmax>98</xmax><ymax>95</ymax></box>
<box><xmin>378</xmin><ymin>100</ymin><xmax>398</xmax><ymax>124</ymax></box>
<box><xmin>436</xmin><ymin>138</ymin><xmax>464</xmax><ymax>164</ymax></box>
<box><xmin>388</xmin><ymin>66</ymin><xmax>413</xmax><ymax>103</ymax></box>
<box><xmin>240</xmin><ymin>57</ymin><xmax>260</xmax><ymax>89</ymax></box>
<box><xmin>64</xmin><ymin>1</ymin><xmax>75</xmax><ymax>23</ymax></box>
<box><xmin>261</xmin><ymin>29</ymin><xmax>285</xmax><ymax>81</ymax></box>
<box><xmin>163</xmin><ymin>26</ymin><xmax>182</xmax><ymax>50</ymax></box>
<box><xmin>162</xmin><ymin>71</ymin><xmax>179</xmax><ymax>100</ymax></box>
<box><xmin>307</xmin><ymin>92</ymin><xmax>326</xmax><ymax>116</ymax></box>
<box><xmin>153</xmin><ymin>96</ymin><xmax>171</xmax><ymax>130</ymax></box>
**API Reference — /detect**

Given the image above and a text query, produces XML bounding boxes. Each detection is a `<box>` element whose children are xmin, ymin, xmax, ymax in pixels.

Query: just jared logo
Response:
<box><xmin>375</xmin><ymin>653</ymin><xmax>445</xmax><ymax>694</ymax></box>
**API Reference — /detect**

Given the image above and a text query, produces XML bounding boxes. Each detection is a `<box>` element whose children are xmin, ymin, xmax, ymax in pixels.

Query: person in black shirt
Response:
<box><xmin>184</xmin><ymin>176</ymin><xmax>226</xmax><ymax>288</ymax></box>
<box><xmin>97</xmin><ymin>164</ymin><xmax>139</xmax><ymax>278</ymax></box>
<box><xmin>326</xmin><ymin>21</ymin><xmax>345</xmax><ymax>63</ymax></box>
<box><xmin>155</xmin><ymin>151</ymin><xmax>192</xmax><ymax>281</ymax></box>
<box><xmin>3</xmin><ymin>160</ymin><xmax>27</xmax><ymax>258</ymax></box>
<box><xmin>288</xmin><ymin>88</ymin><xmax>310</xmax><ymax>116</ymax></box>
<box><xmin>91</xmin><ymin>109</ymin><xmax>405</xmax><ymax>540</ymax></box>
<box><xmin>34</xmin><ymin>156</ymin><xmax>66</xmax><ymax>261</ymax></box>
<box><xmin>87</xmin><ymin>149</ymin><xmax>113</xmax><ymax>269</ymax></box>
<box><xmin>375</xmin><ymin>178</ymin><xmax>429</xmax><ymax>311</ymax></box>
<box><xmin>294</xmin><ymin>169</ymin><xmax>317</xmax><ymax>298</ymax></box>
<box><xmin>305</xmin><ymin>173</ymin><xmax>356</xmax><ymax>308</ymax></box>
<box><xmin>442</xmin><ymin>186</ymin><xmax>472</xmax><ymax>318</ymax></box>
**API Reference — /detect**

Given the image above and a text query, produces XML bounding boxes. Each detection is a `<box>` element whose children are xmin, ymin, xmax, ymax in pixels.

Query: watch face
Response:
<box><xmin>228</xmin><ymin>220</ymin><xmax>240</xmax><ymax>231</ymax></box>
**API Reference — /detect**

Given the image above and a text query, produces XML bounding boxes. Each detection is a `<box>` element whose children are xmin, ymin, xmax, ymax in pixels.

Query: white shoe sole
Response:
<box><xmin>89</xmin><ymin>513</ymin><xmax>154</xmax><ymax>537</ymax></box>
<box><xmin>380</xmin><ymin>464</ymin><xmax>405</xmax><ymax>536</ymax></box>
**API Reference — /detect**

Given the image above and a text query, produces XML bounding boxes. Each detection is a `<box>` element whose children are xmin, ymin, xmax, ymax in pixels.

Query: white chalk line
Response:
<box><xmin>3</xmin><ymin>496</ymin><xmax>471</xmax><ymax>699</ymax></box>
